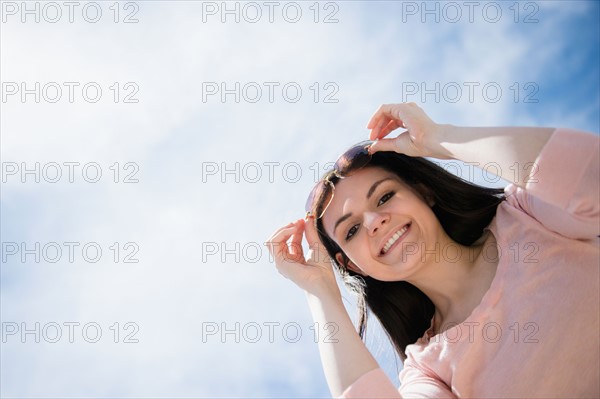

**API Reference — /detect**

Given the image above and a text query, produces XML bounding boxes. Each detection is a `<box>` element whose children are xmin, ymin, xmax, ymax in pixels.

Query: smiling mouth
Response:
<box><xmin>379</xmin><ymin>223</ymin><xmax>411</xmax><ymax>256</ymax></box>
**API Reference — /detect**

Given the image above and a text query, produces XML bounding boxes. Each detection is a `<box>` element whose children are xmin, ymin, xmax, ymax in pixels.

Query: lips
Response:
<box><xmin>379</xmin><ymin>223</ymin><xmax>411</xmax><ymax>257</ymax></box>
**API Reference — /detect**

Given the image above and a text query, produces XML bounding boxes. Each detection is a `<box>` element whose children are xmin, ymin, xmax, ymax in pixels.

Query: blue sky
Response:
<box><xmin>1</xmin><ymin>1</ymin><xmax>599</xmax><ymax>397</ymax></box>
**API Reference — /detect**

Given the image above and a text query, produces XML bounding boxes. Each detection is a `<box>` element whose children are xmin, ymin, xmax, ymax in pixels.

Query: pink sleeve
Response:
<box><xmin>506</xmin><ymin>127</ymin><xmax>600</xmax><ymax>240</ymax></box>
<box><xmin>339</xmin><ymin>364</ymin><xmax>456</xmax><ymax>399</ymax></box>
<box><xmin>398</xmin><ymin>358</ymin><xmax>457</xmax><ymax>399</ymax></box>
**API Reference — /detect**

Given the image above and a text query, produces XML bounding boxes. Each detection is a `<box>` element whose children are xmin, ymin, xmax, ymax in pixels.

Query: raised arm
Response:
<box><xmin>437</xmin><ymin>125</ymin><xmax>554</xmax><ymax>188</ymax></box>
<box><xmin>265</xmin><ymin>218</ymin><xmax>386</xmax><ymax>398</ymax></box>
<box><xmin>305</xmin><ymin>288</ymin><xmax>382</xmax><ymax>397</ymax></box>
<box><xmin>367</xmin><ymin>103</ymin><xmax>555</xmax><ymax>189</ymax></box>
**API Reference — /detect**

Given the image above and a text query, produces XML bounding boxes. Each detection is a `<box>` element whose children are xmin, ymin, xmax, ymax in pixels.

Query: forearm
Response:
<box><xmin>439</xmin><ymin>124</ymin><xmax>555</xmax><ymax>188</ymax></box>
<box><xmin>305</xmin><ymin>291</ymin><xmax>379</xmax><ymax>398</ymax></box>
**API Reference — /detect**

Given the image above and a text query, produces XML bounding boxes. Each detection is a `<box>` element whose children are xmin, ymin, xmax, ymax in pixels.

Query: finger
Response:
<box><xmin>304</xmin><ymin>217</ymin><xmax>332</xmax><ymax>265</ymax></box>
<box><xmin>265</xmin><ymin>223</ymin><xmax>300</xmax><ymax>257</ymax></box>
<box><xmin>368</xmin><ymin>116</ymin><xmax>383</xmax><ymax>140</ymax></box>
<box><xmin>273</xmin><ymin>220</ymin><xmax>308</xmax><ymax>264</ymax></box>
<box><xmin>366</xmin><ymin>108</ymin><xmax>381</xmax><ymax>130</ymax></box>
<box><xmin>372</xmin><ymin>116</ymin><xmax>392</xmax><ymax>139</ymax></box>
<box><xmin>377</xmin><ymin>120</ymin><xmax>403</xmax><ymax>139</ymax></box>
<box><xmin>366</xmin><ymin>104</ymin><xmax>393</xmax><ymax>129</ymax></box>
<box><xmin>368</xmin><ymin>138</ymin><xmax>400</xmax><ymax>154</ymax></box>
<box><xmin>369</xmin><ymin>124</ymin><xmax>380</xmax><ymax>141</ymax></box>
<box><xmin>265</xmin><ymin>239</ymin><xmax>288</xmax><ymax>262</ymax></box>
<box><xmin>266</xmin><ymin>221</ymin><xmax>295</xmax><ymax>240</ymax></box>
<box><xmin>303</xmin><ymin>216</ymin><xmax>322</xmax><ymax>248</ymax></box>
<box><xmin>370</xmin><ymin>133</ymin><xmax>416</xmax><ymax>156</ymax></box>
<box><xmin>266</xmin><ymin>221</ymin><xmax>297</xmax><ymax>243</ymax></box>
<box><xmin>368</xmin><ymin>105</ymin><xmax>410</xmax><ymax>140</ymax></box>
<box><xmin>288</xmin><ymin>219</ymin><xmax>305</xmax><ymax>260</ymax></box>
<box><xmin>273</xmin><ymin>239</ymin><xmax>299</xmax><ymax>265</ymax></box>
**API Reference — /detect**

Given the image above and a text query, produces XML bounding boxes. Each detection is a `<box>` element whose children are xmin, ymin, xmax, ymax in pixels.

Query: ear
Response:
<box><xmin>335</xmin><ymin>253</ymin><xmax>367</xmax><ymax>276</ymax></box>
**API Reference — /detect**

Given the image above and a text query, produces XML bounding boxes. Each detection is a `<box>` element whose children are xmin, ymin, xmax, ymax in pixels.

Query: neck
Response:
<box><xmin>405</xmin><ymin>231</ymin><xmax>497</xmax><ymax>331</ymax></box>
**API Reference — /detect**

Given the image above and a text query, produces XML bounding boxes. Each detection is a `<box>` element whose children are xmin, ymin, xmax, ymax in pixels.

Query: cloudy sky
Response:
<box><xmin>1</xmin><ymin>1</ymin><xmax>598</xmax><ymax>397</ymax></box>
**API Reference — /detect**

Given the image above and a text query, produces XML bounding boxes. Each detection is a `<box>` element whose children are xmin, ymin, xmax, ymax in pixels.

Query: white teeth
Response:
<box><xmin>382</xmin><ymin>225</ymin><xmax>409</xmax><ymax>254</ymax></box>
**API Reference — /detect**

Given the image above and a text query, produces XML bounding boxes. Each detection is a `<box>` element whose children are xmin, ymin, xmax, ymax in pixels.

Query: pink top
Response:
<box><xmin>341</xmin><ymin>128</ymin><xmax>600</xmax><ymax>398</ymax></box>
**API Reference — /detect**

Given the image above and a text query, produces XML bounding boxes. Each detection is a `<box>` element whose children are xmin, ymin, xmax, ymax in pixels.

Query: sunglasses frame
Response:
<box><xmin>305</xmin><ymin>140</ymin><xmax>374</xmax><ymax>219</ymax></box>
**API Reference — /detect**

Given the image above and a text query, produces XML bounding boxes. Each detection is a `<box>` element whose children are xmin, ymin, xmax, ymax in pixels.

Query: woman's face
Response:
<box><xmin>322</xmin><ymin>166</ymin><xmax>446</xmax><ymax>281</ymax></box>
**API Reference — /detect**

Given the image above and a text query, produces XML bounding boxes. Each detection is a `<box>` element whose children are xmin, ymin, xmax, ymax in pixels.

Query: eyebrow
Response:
<box><xmin>333</xmin><ymin>177</ymin><xmax>395</xmax><ymax>235</ymax></box>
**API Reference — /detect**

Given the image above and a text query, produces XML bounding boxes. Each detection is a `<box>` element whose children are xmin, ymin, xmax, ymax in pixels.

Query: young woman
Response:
<box><xmin>266</xmin><ymin>103</ymin><xmax>599</xmax><ymax>398</ymax></box>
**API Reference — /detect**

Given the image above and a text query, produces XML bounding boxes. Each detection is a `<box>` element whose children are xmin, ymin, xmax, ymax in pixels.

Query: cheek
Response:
<box><xmin>343</xmin><ymin>240</ymin><xmax>373</xmax><ymax>268</ymax></box>
<box><xmin>421</xmin><ymin>206</ymin><xmax>439</xmax><ymax>227</ymax></box>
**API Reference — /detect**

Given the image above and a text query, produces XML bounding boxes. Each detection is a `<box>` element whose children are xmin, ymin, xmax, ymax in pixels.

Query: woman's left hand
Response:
<box><xmin>366</xmin><ymin>102</ymin><xmax>453</xmax><ymax>160</ymax></box>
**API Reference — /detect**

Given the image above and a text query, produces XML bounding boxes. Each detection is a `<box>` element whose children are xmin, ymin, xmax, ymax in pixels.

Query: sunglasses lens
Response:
<box><xmin>305</xmin><ymin>180</ymin><xmax>334</xmax><ymax>219</ymax></box>
<box><xmin>305</xmin><ymin>141</ymin><xmax>373</xmax><ymax>219</ymax></box>
<box><xmin>334</xmin><ymin>142</ymin><xmax>372</xmax><ymax>176</ymax></box>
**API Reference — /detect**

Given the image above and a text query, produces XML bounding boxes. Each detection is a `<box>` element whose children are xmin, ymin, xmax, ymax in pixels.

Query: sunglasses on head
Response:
<box><xmin>305</xmin><ymin>140</ymin><xmax>374</xmax><ymax>219</ymax></box>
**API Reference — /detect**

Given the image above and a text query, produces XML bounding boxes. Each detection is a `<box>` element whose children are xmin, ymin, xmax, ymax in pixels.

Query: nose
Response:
<box><xmin>363</xmin><ymin>211</ymin><xmax>389</xmax><ymax>236</ymax></box>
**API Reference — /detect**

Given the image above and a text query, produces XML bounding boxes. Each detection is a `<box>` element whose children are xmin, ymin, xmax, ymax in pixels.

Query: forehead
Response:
<box><xmin>322</xmin><ymin>167</ymin><xmax>402</xmax><ymax>236</ymax></box>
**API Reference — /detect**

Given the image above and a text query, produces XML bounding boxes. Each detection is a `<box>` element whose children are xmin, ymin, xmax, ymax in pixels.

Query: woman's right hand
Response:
<box><xmin>265</xmin><ymin>217</ymin><xmax>341</xmax><ymax>299</ymax></box>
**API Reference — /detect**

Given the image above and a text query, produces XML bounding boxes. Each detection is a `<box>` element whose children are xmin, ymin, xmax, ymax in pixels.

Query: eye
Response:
<box><xmin>378</xmin><ymin>191</ymin><xmax>395</xmax><ymax>206</ymax></box>
<box><xmin>345</xmin><ymin>224</ymin><xmax>359</xmax><ymax>241</ymax></box>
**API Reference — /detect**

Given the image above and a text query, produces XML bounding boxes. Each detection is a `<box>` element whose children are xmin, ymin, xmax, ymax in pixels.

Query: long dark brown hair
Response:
<box><xmin>313</xmin><ymin>151</ymin><xmax>505</xmax><ymax>361</ymax></box>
